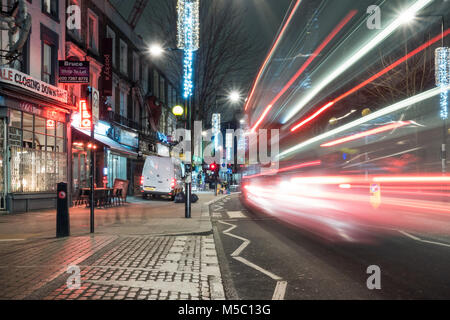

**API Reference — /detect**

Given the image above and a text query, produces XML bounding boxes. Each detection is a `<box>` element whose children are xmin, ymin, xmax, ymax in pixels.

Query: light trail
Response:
<box><xmin>320</xmin><ymin>121</ymin><xmax>411</xmax><ymax>147</ymax></box>
<box><xmin>243</xmin><ymin>160</ymin><xmax>322</xmax><ymax>179</ymax></box>
<box><xmin>250</xmin><ymin>10</ymin><xmax>357</xmax><ymax>132</ymax></box>
<box><xmin>283</xmin><ymin>0</ymin><xmax>434</xmax><ymax>124</ymax></box>
<box><xmin>244</xmin><ymin>0</ymin><xmax>303</xmax><ymax>111</ymax></box>
<box><xmin>290</xmin><ymin>28</ymin><xmax>450</xmax><ymax>132</ymax></box>
<box><xmin>277</xmin><ymin>85</ymin><xmax>450</xmax><ymax>160</ymax></box>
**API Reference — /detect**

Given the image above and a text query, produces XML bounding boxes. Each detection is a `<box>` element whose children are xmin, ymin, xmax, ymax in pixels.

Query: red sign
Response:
<box><xmin>58</xmin><ymin>191</ymin><xmax>66</xmax><ymax>199</ymax></box>
<box><xmin>46</xmin><ymin>119</ymin><xmax>55</xmax><ymax>129</ymax></box>
<box><xmin>79</xmin><ymin>99</ymin><xmax>91</xmax><ymax>130</ymax></box>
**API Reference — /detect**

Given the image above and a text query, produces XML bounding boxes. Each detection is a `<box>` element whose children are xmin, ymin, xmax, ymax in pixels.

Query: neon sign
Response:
<box><xmin>79</xmin><ymin>99</ymin><xmax>91</xmax><ymax>129</ymax></box>
<box><xmin>46</xmin><ymin>119</ymin><xmax>55</xmax><ymax>129</ymax></box>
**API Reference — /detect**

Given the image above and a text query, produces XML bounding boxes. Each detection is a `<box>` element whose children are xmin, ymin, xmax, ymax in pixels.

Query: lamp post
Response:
<box><xmin>404</xmin><ymin>14</ymin><xmax>448</xmax><ymax>173</ymax></box>
<box><xmin>177</xmin><ymin>0</ymin><xmax>199</xmax><ymax>218</ymax></box>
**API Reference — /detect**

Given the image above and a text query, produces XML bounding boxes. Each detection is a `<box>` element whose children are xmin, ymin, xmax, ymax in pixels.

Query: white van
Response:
<box><xmin>140</xmin><ymin>156</ymin><xmax>183</xmax><ymax>200</ymax></box>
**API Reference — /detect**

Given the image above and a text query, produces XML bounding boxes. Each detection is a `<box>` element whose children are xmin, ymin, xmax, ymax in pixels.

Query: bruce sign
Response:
<box><xmin>58</xmin><ymin>60</ymin><xmax>90</xmax><ymax>83</ymax></box>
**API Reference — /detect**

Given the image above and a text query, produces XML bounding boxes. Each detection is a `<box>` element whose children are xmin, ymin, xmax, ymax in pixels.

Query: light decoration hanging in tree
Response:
<box><xmin>435</xmin><ymin>47</ymin><xmax>450</xmax><ymax>120</ymax></box>
<box><xmin>177</xmin><ymin>0</ymin><xmax>199</xmax><ymax>99</ymax></box>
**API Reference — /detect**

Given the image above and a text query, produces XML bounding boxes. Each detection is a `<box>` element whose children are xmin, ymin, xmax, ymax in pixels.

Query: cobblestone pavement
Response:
<box><xmin>0</xmin><ymin>234</ymin><xmax>225</xmax><ymax>300</ymax></box>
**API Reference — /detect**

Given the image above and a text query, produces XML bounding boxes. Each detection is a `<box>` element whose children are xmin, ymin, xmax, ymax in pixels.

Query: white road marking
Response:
<box><xmin>227</xmin><ymin>211</ymin><xmax>246</xmax><ymax>219</ymax></box>
<box><xmin>398</xmin><ymin>230</ymin><xmax>450</xmax><ymax>248</ymax></box>
<box><xmin>272</xmin><ymin>281</ymin><xmax>288</xmax><ymax>300</ymax></box>
<box><xmin>233</xmin><ymin>256</ymin><xmax>282</xmax><ymax>280</ymax></box>
<box><xmin>0</xmin><ymin>239</ymin><xmax>25</xmax><ymax>242</ymax></box>
<box><xmin>218</xmin><ymin>220</ymin><xmax>287</xmax><ymax>299</ymax></box>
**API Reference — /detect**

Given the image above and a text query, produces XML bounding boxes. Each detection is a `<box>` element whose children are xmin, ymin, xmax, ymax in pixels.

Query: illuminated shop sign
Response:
<box><xmin>46</xmin><ymin>119</ymin><xmax>55</xmax><ymax>129</ymax></box>
<box><xmin>79</xmin><ymin>99</ymin><xmax>91</xmax><ymax>130</ymax></box>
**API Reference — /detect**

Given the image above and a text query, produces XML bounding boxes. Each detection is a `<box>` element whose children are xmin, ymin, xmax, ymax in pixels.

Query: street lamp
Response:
<box><xmin>229</xmin><ymin>91</ymin><xmax>241</xmax><ymax>103</ymax></box>
<box><xmin>172</xmin><ymin>105</ymin><xmax>184</xmax><ymax>117</ymax></box>
<box><xmin>148</xmin><ymin>43</ymin><xmax>164</xmax><ymax>57</ymax></box>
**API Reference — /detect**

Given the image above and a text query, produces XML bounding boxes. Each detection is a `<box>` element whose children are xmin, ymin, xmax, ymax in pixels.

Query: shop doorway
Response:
<box><xmin>72</xmin><ymin>150</ymin><xmax>90</xmax><ymax>198</ymax></box>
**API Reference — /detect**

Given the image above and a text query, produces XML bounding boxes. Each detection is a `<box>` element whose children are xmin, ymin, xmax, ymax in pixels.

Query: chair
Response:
<box><xmin>74</xmin><ymin>188</ymin><xmax>89</xmax><ymax>207</ymax></box>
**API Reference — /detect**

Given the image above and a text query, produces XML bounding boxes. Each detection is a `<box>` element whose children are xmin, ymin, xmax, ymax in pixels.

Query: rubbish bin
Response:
<box><xmin>56</xmin><ymin>182</ymin><xmax>70</xmax><ymax>237</ymax></box>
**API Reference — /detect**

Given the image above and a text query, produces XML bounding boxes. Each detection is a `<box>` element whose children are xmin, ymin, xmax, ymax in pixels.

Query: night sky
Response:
<box><xmin>109</xmin><ymin>0</ymin><xmax>293</xmax><ymax>93</ymax></box>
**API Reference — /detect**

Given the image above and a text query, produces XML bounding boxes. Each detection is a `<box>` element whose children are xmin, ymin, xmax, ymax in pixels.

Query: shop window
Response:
<box><xmin>35</xmin><ymin>116</ymin><xmax>46</xmax><ymax>134</ymax></box>
<box><xmin>8</xmin><ymin>111</ymin><xmax>67</xmax><ymax>193</ymax></box>
<box><xmin>0</xmin><ymin>120</ymin><xmax>3</xmax><ymax>194</ymax></box>
<box><xmin>9</xmin><ymin>109</ymin><xmax>22</xmax><ymax>128</ymax></box>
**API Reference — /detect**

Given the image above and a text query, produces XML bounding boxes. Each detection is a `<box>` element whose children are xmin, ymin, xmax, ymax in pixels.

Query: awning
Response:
<box><xmin>72</xmin><ymin>127</ymin><xmax>138</xmax><ymax>158</ymax></box>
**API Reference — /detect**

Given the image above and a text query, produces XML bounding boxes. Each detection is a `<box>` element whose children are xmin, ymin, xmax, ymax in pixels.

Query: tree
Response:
<box><xmin>360</xmin><ymin>30</ymin><xmax>436</xmax><ymax>111</ymax></box>
<box><xmin>145</xmin><ymin>0</ymin><xmax>261</xmax><ymax>123</ymax></box>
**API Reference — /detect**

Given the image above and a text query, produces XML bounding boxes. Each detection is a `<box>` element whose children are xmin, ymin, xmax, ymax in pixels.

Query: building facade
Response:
<box><xmin>0</xmin><ymin>0</ymin><xmax>180</xmax><ymax>213</ymax></box>
<box><xmin>1</xmin><ymin>0</ymin><xmax>74</xmax><ymax>212</ymax></box>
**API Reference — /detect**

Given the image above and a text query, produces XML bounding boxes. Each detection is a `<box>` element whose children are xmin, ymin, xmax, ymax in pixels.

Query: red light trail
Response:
<box><xmin>251</xmin><ymin>10</ymin><xmax>358</xmax><ymax>132</ymax></box>
<box><xmin>250</xmin><ymin>10</ymin><xmax>358</xmax><ymax>132</ymax></box>
<box><xmin>290</xmin><ymin>28</ymin><xmax>450</xmax><ymax>132</ymax></box>
<box><xmin>244</xmin><ymin>0</ymin><xmax>303</xmax><ymax>111</ymax></box>
<box><xmin>320</xmin><ymin>121</ymin><xmax>411</xmax><ymax>147</ymax></box>
<box><xmin>243</xmin><ymin>160</ymin><xmax>322</xmax><ymax>179</ymax></box>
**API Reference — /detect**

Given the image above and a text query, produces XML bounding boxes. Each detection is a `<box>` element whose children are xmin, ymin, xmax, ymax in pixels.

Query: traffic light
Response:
<box><xmin>210</xmin><ymin>163</ymin><xmax>216</xmax><ymax>171</ymax></box>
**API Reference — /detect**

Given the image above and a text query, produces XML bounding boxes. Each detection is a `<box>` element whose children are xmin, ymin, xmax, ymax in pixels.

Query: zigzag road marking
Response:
<box><xmin>218</xmin><ymin>220</ymin><xmax>287</xmax><ymax>300</ymax></box>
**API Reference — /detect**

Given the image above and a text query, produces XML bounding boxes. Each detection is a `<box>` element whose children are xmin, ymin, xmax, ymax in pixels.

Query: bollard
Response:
<box><xmin>56</xmin><ymin>182</ymin><xmax>70</xmax><ymax>237</ymax></box>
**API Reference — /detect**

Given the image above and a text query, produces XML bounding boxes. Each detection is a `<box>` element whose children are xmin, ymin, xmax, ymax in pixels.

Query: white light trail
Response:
<box><xmin>282</xmin><ymin>0</ymin><xmax>433</xmax><ymax>123</ymax></box>
<box><xmin>277</xmin><ymin>85</ymin><xmax>449</xmax><ymax>159</ymax></box>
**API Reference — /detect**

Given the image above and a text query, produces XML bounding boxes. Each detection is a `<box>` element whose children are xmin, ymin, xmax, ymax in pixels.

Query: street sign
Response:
<box><xmin>102</xmin><ymin>38</ymin><xmax>113</xmax><ymax>96</ymax></box>
<box><xmin>58</xmin><ymin>61</ymin><xmax>90</xmax><ymax>83</ymax></box>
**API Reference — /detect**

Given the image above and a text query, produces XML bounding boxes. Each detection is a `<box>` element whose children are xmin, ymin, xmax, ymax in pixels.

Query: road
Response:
<box><xmin>211</xmin><ymin>193</ymin><xmax>450</xmax><ymax>300</ymax></box>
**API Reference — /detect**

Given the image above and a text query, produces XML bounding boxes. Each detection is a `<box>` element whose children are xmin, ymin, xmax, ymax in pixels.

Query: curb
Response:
<box><xmin>203</xmin><ymin>194</ymin><xmax>230</xmax><ymax>300</ymax></box>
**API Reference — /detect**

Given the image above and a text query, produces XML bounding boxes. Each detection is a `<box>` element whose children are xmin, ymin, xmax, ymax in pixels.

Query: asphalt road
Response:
<box><xmin>211</xmin><ymin>193</ymin><xmax>450</xmax><ymax>300</ymax></box>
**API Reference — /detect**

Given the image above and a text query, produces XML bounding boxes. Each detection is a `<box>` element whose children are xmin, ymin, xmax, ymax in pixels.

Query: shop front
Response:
<box><xmin>0</xmin><ymin>68</ymin><xmax>74</xmax><ymax>213</ymax></box>
<box><xmin>70</xmin><ymin>120</ymin><xmax>138</xmax><ymax>200</ymax></box>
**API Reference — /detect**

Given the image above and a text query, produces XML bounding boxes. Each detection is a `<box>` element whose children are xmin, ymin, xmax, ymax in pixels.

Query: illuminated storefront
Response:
<box><xmin>0</xmin><ymin>68</ymin><xmax>74</xmax><ymax>212</ymax></box>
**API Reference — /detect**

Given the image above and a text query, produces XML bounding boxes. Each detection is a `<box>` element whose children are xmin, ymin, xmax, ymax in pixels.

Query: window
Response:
<box><xmin>153</xmin><ymin>70</ymin><xmax>159</xmax><ymax>98</ymax></box>
<box><xmin>119</xmin><ymin>39</ymin><xmax>127</xmax><ymax>75</ymax></box>
<box><xmin>11</xmin><ymin>31</ymin><xmax>30</xmax><ymax>73</ymax></box>
<box><xmin>42</xmin><ymin>0</ymin><xmax>58</xmax><ymax>20</ymax></box>
<box><xmin>87</xmin><ymin>10</ymin><xmax>98</xmax><ymax>52</ymax></box>
<box><xmin>40</xmin><ymin>24</ymin><xmax>58</xmax><ymax>85</ymax></box>
<box><xmin>142</xmin><ymin>64</ymin><xmax>148</xmax><ymax>93</ymax></box>
<box><xmin>8</xmin><ymin>110</ymin><xmax>67</xmax><ymax>193</ymax></box>
<box><xmin>106</xmin><ymin>26</ymin><xmax>116</xmax><ymax>67</ymax></box>
<box><xmin>120</xmin><ymin>91</ymin><xmax>127</xmax><ymax>117</ymax></box>
<box><xmin>133</xmin><ymin>52</ymin><xmax>139</xmax><ymax>81</ymax></box>
<box><xmin>42</xmin><ymin>42</ymin><xmax>53</xmax><ymax>84</ymax></box>
<box><xmin>160</xmin><ymin>77</ymin><xmax>166</xmax><ymax>104</ymax></box>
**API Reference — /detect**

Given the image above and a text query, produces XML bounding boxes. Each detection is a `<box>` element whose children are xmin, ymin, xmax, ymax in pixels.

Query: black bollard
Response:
<box><xmin>56</xmin><ymin>182</ymin><xmax>70</xmax><ymax>237</ymax></box>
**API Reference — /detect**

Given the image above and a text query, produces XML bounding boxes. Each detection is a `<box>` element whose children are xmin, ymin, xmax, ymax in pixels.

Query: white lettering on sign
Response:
<box><xmin>0</xmin><ymin>68</ymin><xmax>68</xmax><ymax>104</ymax></box>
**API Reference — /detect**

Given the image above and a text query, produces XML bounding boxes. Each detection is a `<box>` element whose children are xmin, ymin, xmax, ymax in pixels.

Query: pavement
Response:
<box><xmin>0</xmin><ymin>192</ymin><xmax>231</xmax><ymax>300</ymax></box>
